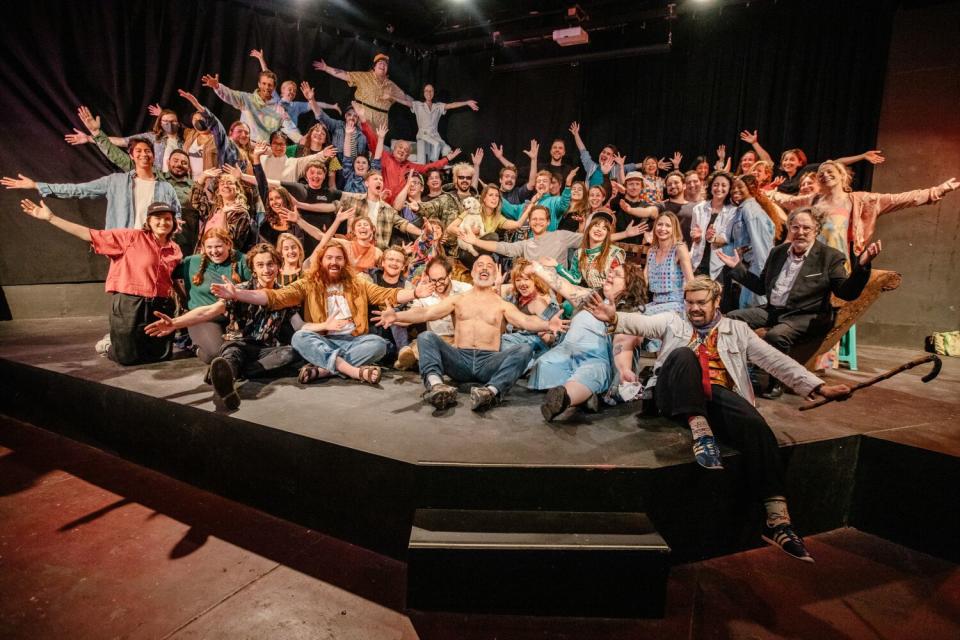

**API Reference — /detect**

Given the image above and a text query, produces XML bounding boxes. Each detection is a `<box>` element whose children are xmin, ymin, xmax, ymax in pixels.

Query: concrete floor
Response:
<box><xmin>1</xmin><ymin>415</ymin><xmax>958</xmax><ymax>640</ymax></box>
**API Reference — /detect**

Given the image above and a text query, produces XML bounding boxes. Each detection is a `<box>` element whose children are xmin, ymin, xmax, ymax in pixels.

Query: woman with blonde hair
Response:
<box><xmin>275</xmin><ymin>232</ymin><xmax>305</xmax><ymax>285</ymax></box>
<box><xmin>190</xmin><ymin>170</ymin><xmax>254</xmax><ymax>252</ymax></box>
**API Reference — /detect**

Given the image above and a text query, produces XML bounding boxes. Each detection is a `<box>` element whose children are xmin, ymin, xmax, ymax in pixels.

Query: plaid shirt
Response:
<box><xmin>340</xmin><ymin>195</ymin><xmax>413</xmax><ymax>250</ymax></box>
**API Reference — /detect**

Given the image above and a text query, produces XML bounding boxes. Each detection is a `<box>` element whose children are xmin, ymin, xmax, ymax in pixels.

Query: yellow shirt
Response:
<box><xmin>264</xmin><ymin>275</ymin><xmax>400</xmax><ymax>336</ymax></box>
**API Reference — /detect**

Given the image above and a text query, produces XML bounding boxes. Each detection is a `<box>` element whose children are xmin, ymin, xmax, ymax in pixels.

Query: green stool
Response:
<box><xmin>838</xmin><ymin>324</ymin><xmax>858</xmax><ymax>371</ymax></box>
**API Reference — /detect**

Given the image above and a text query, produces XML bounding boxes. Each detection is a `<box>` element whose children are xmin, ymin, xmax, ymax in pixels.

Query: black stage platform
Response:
<box><xmin>2</xmin><ymin>317</ymin><xmax>958</xmax><ymax>563</ymax></box>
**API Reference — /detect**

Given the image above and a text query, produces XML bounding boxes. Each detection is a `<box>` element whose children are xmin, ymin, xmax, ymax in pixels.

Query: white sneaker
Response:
<box><xmin>95</xmin><ymin>333</ymin><xmax>111</xmax><ymax>357</ymax></box>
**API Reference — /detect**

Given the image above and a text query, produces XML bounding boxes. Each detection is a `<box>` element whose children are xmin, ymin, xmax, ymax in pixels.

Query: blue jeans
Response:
<box><xmin>417</xmin><ymin>331</ymin><xmax>532</xmax><ymax>395</ymax></box>
<box><xmin>291</xmin><ymin>330</ymin><xmax>388</xmax><ymax>372</ymax></box>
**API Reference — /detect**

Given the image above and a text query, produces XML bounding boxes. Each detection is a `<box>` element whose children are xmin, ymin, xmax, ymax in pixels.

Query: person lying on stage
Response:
<box><xmin>719</xmin><ymin>207</ymin><xmax>883</xmax><ymax>398</ymax></box>
<box><xmin>145</xmin><ymin>243</ymin><xmax>302</xmax><ymax>410</ymax></box>
<box><xmin>374</xmin><ymin>255</ymin><xmax>566</xmax><ymax>413</ymax></box>
<box><xmin>586</xmin><ymin>275</ymin><xmax>852</xmax><ymax>562</ymax></box>
<box><xmin>211</xmin><ymin>240</ymin><xmax>434</xmax><ymax>386</ymax></box>
<box><xmin>520</xmin><ymin>257</ymin><xmax>646</xmax><ymax>421</ymax></box>
<box><xmin>18</xmin><ymin>199</ymin><xmax>181</xmax><ymax>365</ymax></box>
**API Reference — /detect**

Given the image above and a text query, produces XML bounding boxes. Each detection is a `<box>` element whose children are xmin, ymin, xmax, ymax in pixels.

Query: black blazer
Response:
<box><xmin>731</xmin><ymin>241</ymin><xmax>871</xmax><ymax>320</ymax></box>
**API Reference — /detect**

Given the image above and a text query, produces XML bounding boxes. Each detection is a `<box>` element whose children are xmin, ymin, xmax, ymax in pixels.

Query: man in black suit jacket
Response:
<box><xmin>718</xmin><ymin>208</ymin><xmax>882</xmax><ymax>395</ymax></box>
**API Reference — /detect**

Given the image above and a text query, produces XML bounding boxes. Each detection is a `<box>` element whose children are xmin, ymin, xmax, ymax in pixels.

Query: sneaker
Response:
<box><xmin>423</xmin><ymin>383</ymin><xmax>458</xmax><ymax>410</ymax></box>
<box><xmin>692</xmin><ymin>435</ymin><xmax>724</xmax><ymax>470</ymax></box>
<box><xmin>762</xmin><ymin>522</ymin><xmax>814</xmax><ymax>563</ymax></box>
<box><xmin>95</xmin><ymin>334</ymin><xmax>111</xmax><ymax>357</ymax></box>
<box><xmin>210</xmin><ymin>357</ymin><xmax>240</xmax><ymax>410</ymax></box>
<box><xmin>540</xmin><ymin>386</ymin><xmax>570</xmax><ymax>422</ymax></box>
<box><xmin>762</xmin><ymin>381</ymin><xmax>784</xmax><ymax>400</ymax></box>
<box><xmin>470</xmin><ymin>386</ymin><xmax>500</xmax><ymax>412</ymax></box>
<box><xmin>394</xmin><ymin>345</ymin><xmax>417</xmax><ymax>371</ymax></box>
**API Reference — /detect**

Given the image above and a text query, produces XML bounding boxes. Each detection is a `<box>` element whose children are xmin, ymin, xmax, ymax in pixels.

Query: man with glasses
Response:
<box><xmin>393</xmin><ymin>257</ymin><xmax>472</xmax><ymax>370</ymax></box>
<box><xmin>717</xmin><ymin>207</ymin><xmax>882</xmax><ymax>398</ymax></box>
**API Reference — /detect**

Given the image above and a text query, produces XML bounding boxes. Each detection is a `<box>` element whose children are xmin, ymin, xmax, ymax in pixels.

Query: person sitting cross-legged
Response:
<box><xmin>586</xmin><ymin>275</ymin><xmax>852</xmax><ymax>562</ymax></box>
<box><xmin>145</xmin><ymin>243</ymin><xmax>301</xmax><ymax>409</ymax></box>
<box><xmin>374</xmin><ymin>254</ymin><xmax>567</xmax><ymax>413</ymax></box>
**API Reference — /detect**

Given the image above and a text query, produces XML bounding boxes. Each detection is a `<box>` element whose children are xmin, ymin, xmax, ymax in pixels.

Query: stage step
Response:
<box><xmin>406</xmin><ymin>509</ymin><xmax>671</xmax><ymax>618</ymax></box>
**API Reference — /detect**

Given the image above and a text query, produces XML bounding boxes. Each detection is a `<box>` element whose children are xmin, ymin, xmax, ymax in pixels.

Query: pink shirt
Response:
<box><xmin>89</xmin><ymin>229</ymin><xmax>182</xmax><ymax>298</ymax></box>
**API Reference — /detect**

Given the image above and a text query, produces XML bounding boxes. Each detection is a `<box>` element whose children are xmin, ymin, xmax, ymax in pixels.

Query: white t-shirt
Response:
<box><xmin>187</xmin><ymin>139</ymin><xmax>205</xmax><ymax>179</ymax></box>
<box><xmin>365</xmin><ymin>199</ymin><xmax>382</xmax><ymax>229</ymax></box>
<box><xmin>133</xmin><ymin>177</ymin><xmax>156</xmax><ymax>229</ymax></box>
<box><xmin>325</xmin><ymin>285</ymin><xmax>356</xmax><ymax>335</ymax></box>
<box><xmin>411</xmin><ymin>280</ymin><xmax>472</xmax><ymax>336</ymax></box>
<box><xmin>161</xmin><ymin>140</ymin><xmax>177</xmax><ymax>172</ymax></box>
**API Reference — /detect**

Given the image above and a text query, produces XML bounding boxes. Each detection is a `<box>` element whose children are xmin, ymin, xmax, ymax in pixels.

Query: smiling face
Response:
<box><xmin>685</xmin><ymin>288</ymin><xmax>719</xmax><ymax>328</ymax></box>
<box><xmin>598</xmin><ymin>146</ymin><xmax>615</xmax><ymax>165</ymax></box>
<box><xmin>471</xmin><ymin>254</ymin><xmax>497</xmax><ymax>288</ymax></box>
<box><xmin>601</xmin><ymin>264</ymin><xmax>626</xmax><ymax>301</ymax></box>
<box><xmin>280</xmin><ymin>81</ymin><xmax>297</xmax><ymax>102</ymax></box>
<box><xmin>427</xmin><ymin>170</ymin><xmax>443</xmax><ymax>192</ymax></box>
<box><xmin>731</xmin><ymin>179</ymin><xmax>748</xmax><ymax>205</ymax></box>
<box><xmin>130</xmin><ymin>141</ymin><xmax>154</xmax><ymax>170</ymax></box>
<box><xmin>230</xmin><ymin>123</ymin><xmax>250</xmax><ymax>147</ymax></box>
<box><xmin>738</xmin><ymin>150</ymin><xmax>757</xmax><ymax>174</ymax></box>
<box><xmin>270</xmin><ymin>134</ymin><xmax>287</xmax><ymax>157</ymax></box>
<box><xmin>665</xmin><ymin>174</ymin><xmax>683</xmax><ymax>198</ymax></box>
<box><xmin>218</xmin><ymin>176</ymin><xmax>238</xmax><ymax>202</ymax></box>
<box><xmin>309</xmin><ymin>125</ymin><xmax>328</xmax><ymax>149</ymax></box>
<box><xmin>354</xmin><ymin>155</ymin><xmax>370</xmax><ymax>176</ymax></box>
<box><xmin>393</xmin><ymin>140</ymin><xmax>410</xmax><ymax>163</ymax></box>
<box><xmin>549</xmin><ymin>176</ymin><xmax>561</xmax><ymax>196</ymax></box>
<box><xmin>780</xmin><ymin>151</ymin><xmax>802</xmax><ymax>175</ymax></box>
<box><xmin>710</xmin><ymin>175</ymin><xmax>731</xmax><ymax>202</ymax></box>
<box><xmin>251</xmin><ymin>251</ymin><xmax>279</xmax><ymax>286</ymax></box>
<box><xmin>168</xmin><ymin>152</ymin><xmax>190</xmax><ymax>178</ymax></box>
<box><xmin>203</xmin><ymin>235</ymin><xmax>230</xmax><ymax>264</ymax></box>
<box><xmin>642</xmin><ymin>157</ymin><xmax>658</xmax><ymax>176</ymax></box>
<box><xmin>146</xmin><ymin>212</ymin><xmax>175</xmax><ymax>240</ymax></box>
<box><xmin>425</xmin><ymin>262</ymin><xmax>451</xmax><ymax>295</ymax></box>
<box><xmin>588</xmin><ymin>186</ymin><xmax>606</xmax><ymax>209</ymax></box>
<box><xmin>267</xmin><ymin>189</ymin><xmax>285</xmax><ymax>214</ymax></box>
<box><xmin>750</xmin><ymin>162</ymin><xmax>771</xmax><ymax>184</ymax></box>
<box><xmin>373</xmin><ymin>59</ymin><xmax>389</xmax><ymax>78</ymax></box>
<box><xmin>321</xmin><ymin>245</ymin><xmax>347</xmax><ymax>279</ymax></box>
<box><xmin>366</xmin><ymin>173</ymin><xmax>384</xmax><ymax>197</ymax></box>
<box><xmin>816</xmin><ymin>164</ymin><xmax>843</xmax><ymax>191</ymax></box>
<box><xmin>684</xmin><ymin>173</ymin><xmax>702</xmax><ymax>200</ymax></box>
<box><xmin>257</xmin><ymin>74</ymin><xmax>275</xmax><ymax>102</ymax></box>
<box><xmin>550</xmin><ymin>140</ymin><xmax>565</xmax><ymax>162</ymax></box>
<box><xmin>455</xmin><ymin>168</ymin><xmax>474</xmax><ymax>193</ymax></box>
<box><xmin>353</xmin><ymin>218</ymin><xmax>374</xmax><ymax>241</ymax></box>
<box><xmin>654</xmin><ymin>215</ymin><xmax>676</xmax><ymax>243</ymax></box>
<box><xmin>529</xmin><ymin>207</ymin><xmax>550</xmax><ymax>235</ymax></box>
<box><xmin>381</xmin><ymin>248</ymin><xmax>405</xmax><ymax>278</ymax></box>
<box><xmin>305</xmin><ymin>165</ymin><xmax>326</xmax><ymax>189</ymax></box>
<box><xmin>587</xmin><ymin>219</ymin><xmax>609</xmax><ymax>246</ymax></box>
<box><xmin>423</xmin><ymin>84</ymin><xmax>435</xmax><ymax>101</ymax></box>
<box><xmin>570</xmin><ymin>182</ymin><xmax>584</xmax><ymax>202</ymax></box>
<box><xmin>625</xmin><ymin>177</ymin><xmax>643</xmax><ymax>199</ymax></box>
<box><xmin>534</xmin><ymin>173</ymin><xmax>550</xmax><ymax>193</ymax></box>
<box><xmin>500</xmin><ymin>168</ymin><xmax>517</xmax><ymax>191</ymax></box>
<box><xmin>788</xmin><ymin>211</ymin><xmax>819</xmax><ymax>254</ymax></box>
<box><xmin>280</xmin><ymin>238</ymin><xmax>302</xmax><ymax>267</ymax></box>
<box><xmin>800</xmin><ymin>174</ymin><xmax>819</xmax><ymax>196</ymax></box>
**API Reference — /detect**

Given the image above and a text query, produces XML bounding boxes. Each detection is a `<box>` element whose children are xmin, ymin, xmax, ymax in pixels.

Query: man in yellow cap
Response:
<box><xmin>312</xmin><ymin>53</ymin><xmax>410</xmax><ymax>129</ymax></box>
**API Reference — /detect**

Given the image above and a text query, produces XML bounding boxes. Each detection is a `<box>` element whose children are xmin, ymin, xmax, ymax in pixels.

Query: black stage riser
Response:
<box><xmin>1</xmin><ymin>358</ymin><xmax>949</xmax><ymax>563</ymax></box>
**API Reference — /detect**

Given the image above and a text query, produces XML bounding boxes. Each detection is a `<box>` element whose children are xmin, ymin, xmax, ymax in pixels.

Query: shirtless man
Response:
<box><xmin>375</xmin><ymin>254</ymin><xmax>566</xmax><ymax>412</ymax></box>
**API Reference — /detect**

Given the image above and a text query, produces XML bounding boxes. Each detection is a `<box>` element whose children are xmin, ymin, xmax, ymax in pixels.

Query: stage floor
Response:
<box><xmin>2</xmin><ymin>316</ymin><xmax>958</xmax><ymax>468</ymax></box>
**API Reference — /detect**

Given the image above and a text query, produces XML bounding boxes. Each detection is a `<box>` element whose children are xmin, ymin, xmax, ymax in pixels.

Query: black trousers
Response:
<box><xmin>218</xmin><ymin>340</ymin><xmax>301</xmax><ymax>380</ymax></box>
<box><xmin>727</xmin><ymin>305</ymin><xmax>826</xmax><ymax>353</ymax></box>
<box><xmin>654</xmin><ymin>348</ymin><xmax>785</xmax><ymax>500</ymax></box>
<box><xmin>109</xmin><ymin>293</ymin><xmax>175</xmax><ymax>366</ymax></box>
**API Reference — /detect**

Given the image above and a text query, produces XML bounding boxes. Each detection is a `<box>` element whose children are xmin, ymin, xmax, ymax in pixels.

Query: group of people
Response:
<box><xmin>6</xmin><ymin>49</ymin><xmax>959</xmax><ymax>564</ymax></box>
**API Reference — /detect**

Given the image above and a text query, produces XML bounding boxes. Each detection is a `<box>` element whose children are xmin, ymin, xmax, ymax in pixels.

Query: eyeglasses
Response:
<box><xmin>457</xmin><ymin>175</ymin><xmax>474</xmax><ymax>181</ymax></box>
<box><xmin>424</xmin><ymin>275</ymin><xmax>450</xmax><ymax>284</ymax></box>
<box><xmin>789</xmin><ymin>224</ymin><xmax>816</xmax><ymax>234</ymax></box>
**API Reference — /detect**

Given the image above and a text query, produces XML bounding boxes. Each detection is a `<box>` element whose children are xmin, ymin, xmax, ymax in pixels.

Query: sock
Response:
<box><xmin>427</xmin><ymin>374</ymin><xmax>443</xmax><ymax>388</ymax></box>
<box><xmin>688</xmin><ymin>415</ymin><xmax>714</xmax><ymax>440</ymax></box>
<box><xmin>764</xmin><ymin>496</ymin><xmax>791</xmax><ymax>527</ymax></box>
<box><xmin>486</xmin><ymin>385</ymin><xmax>499</xmax><ymax>396</ymax></box>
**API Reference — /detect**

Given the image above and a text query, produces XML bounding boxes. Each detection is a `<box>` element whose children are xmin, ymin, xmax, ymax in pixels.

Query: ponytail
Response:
<box><xmin>191</xmin><ymin>254</ymin><xmax>211</xmax><ymax>286</ymax></box>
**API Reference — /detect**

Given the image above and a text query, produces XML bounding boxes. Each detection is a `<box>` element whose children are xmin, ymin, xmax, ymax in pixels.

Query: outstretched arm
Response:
<box><xmin>523</xmin><ymin>140</ymin><xmax>539</xmax><ymax>190</ymax></box>
<box><xmin>312</xmin><ymin>59</ymin><xmax>350</xmax><ymax>83</ymax></box>
<box><xmin>834</xmin><ymin>150</ymin><xmax>885</xmax><ymax>167</ymax></box>
<box><xmin>739</xmin><ymin>130</ymin><xmax>773</xmax><ymax>164</ymax></box>
<box><xmin>144</xmin><ymin>301</ymin><xmax>228</xmax><ymax>336</ymax></box>
<box><xmin>446</xmin><ymin>99</ymin><xmax>479</xmax><ymax>112</ymax></box>
<box><xmin>19</xmin><ymin>199</ymin><xmax>92</xmax><ymax>242</ymax></box>
<box><xmin>525</xmin><ymin>260</ymin><xmax>593</xmax><ymax>307</ymax></box>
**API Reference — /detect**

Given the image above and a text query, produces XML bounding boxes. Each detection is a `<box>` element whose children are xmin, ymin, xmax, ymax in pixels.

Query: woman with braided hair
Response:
<box><xmin>173</xmin><ymin>228</ymin><xmax>250</xmax><ymax>363</ymax></box>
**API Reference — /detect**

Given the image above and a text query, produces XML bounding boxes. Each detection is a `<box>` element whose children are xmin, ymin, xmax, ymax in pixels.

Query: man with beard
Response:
<box><xmin>489</xmin><ymin>140</ymin><xmax>538</xmax><ymax>204</ymax></box>
<box><xmin>376</xmin><ymin>254</ymin><xmax>566</xmax><ymax>412</ymax></box>
<box><xmin>355</xmin><ymin>101</ymin><xmax>460</xmax><ymax>205</ymax></box>
<box><xmin>201</xmin><ymin>68</ymin><xmax>301</xmax><ymax>143</ymax></box>
<box><xmin>545</xmin><ymin>137</ymin><xmax>576</xmax><ymax>185</ymax></box>
<box><xmin>405</xmin><ymin>163</ymin><xmax>476</xmax><ymax>255</ymax></box>
<box><xmin>675</xmin><ymin>170</ymin><xmax>706</xmax><ymax>242</ymax></box>
<box><xmin>393</xmin><ymin>257</ymin><xmax>473</xmax><ymax>370</ymax></box>
<box><xmin>586</xmin><ymin>275</ymin><xmax>853</xmax><ymax>562</ymax></box>
<box><xmin>313</xmin><ymin>53</ymin><xmax>413</xmax><ymax>130</ymax></box>
<box><xmin>248</xmin><ymin>50</ymin><xmax>340</xmax><ymax>133</ymax></box>
<box><xmin>212</xmin><ymin>241</ymin><xmax>433</xmax><ymax>385</ymax></box>
<box><xmin>145</xmin><ymin>243</ymin><xmax>301</xmax><ymax>409</ymax></box>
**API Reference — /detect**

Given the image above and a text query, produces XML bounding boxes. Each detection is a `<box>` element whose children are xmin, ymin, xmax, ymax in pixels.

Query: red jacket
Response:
<box><xmin>361</xmin><ymin>121</ymin><xmax>449</xmax><ymax>205</ymax></box>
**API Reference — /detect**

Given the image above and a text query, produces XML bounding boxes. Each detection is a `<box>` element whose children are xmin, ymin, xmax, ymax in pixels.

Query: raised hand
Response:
<box><xmin>19</xmin><ymin>198</ymin><xmax>52</xmax><ymax>220</ymax></box>
<box><xmin>276</xmin><ymin>206</ymin><xmax>301</xmax><ymax>224</ymax></box>
<box><xmin>64</xmin><ymin>128</ymin><xmax>91</xmax><ymax>145</ymax></box>
<box><xmin>201</xmin><ymin>74</ymin><xmax>220</xmax><ymax>90</ymax></box>
<box><xmin>252</xmin><ymin>142</ymin><xmax>270</xmax><ymax>158</ymax></box>
<box><xmin>178</xmin><ymin>89</ymin><xmax>203</xmax><ymax>111</ymax></box>
<box><xmin>147</xmin><ymin>103</ymin><xmax>162</xmax><ymax>117</ymax></box>
<box><xmin>767</xmin><ymin>175</ymin><xmax>785</xmax><ymax>190</ymax></box>
<box><xmin>465</xmin><ymin>99</ymin><xmax>479</xmax><ymax>111</ymax></box>
<box><xmin>623</xmin><ymin>220</ymin><xmax>648</xmax><ymax>237</ymax></box>
<box><xmin>657</xmin><ymin>157</ymin><xmax>671</xmax><ymax>171</ymax></box>
<box><xmin>332</xmin><ymin>103</ymin><xmax>341</xmax><ymax>114</ymax></box>
<box><xmin>1</xmin><ymin>174</ymin><xmax>37</xmax><ymax>190</ymax></box>
<box><xmin>671</xmin><ymin>151</ymin><xmax>683</xmax><ymax>170</ymax></box>
<box><xmin>858</xmin><ymin>240</ymin><xmax>882</xmax><ymax>267</ymax></box>
<box><xmin>619</xmin><ymin>199</ymin><xmax>633</xmax><ymax>213</ymax></box>
<box><xmin>599</xmin><ymin>157</ymin><xmax>614</xmax><ymax>175</ymax></box>
<box><xmin>568</xmin><ymin>121</ymin><xmax>580</xmax><ymax>137</ymax></box>
<box><xmin>471</xmin><ymin>147</ymin><xmax>484</xmax><ymax>166</ymax></box>
<box><xmin>335</xmin><ymin>205</ymin><xmax>357</xmax><ymax>223</ymax></box>
<box><xmin>210</xmin><ymin>274</ymin><xmax>237</xmax><ymax>300</ymax></box>
<box><xmin>940</xmin><ymin>177</ymin><xmax>959</xmax><ymax>192</ymax></box>
<box><xmin>716</xmin><ymin>144</ymin><xmax>726</xmax><ymax>160</ymax></box>
<box><xmin>312</xmin><ymin>59</ymin><xmax>327</xmax><ymax>72</ymax></box>
<box><xmin>201</xmin><ymin>168</ymin><xmax>223</xmax><ymax>181</ymax></box>
<box><xmin>446</xmin><ymin>148</ymin><xmax>462</xmax><ymax>161</ymax></box>
<box><xmin>489</xmin><ymin>142</ymin><xmax>504</xmax><ymax>159</ymax></box>
<box><xmin>77</xmin><ymin>105</ymin><xmax>101</xmax><ymax>135</ymax></box>
<box><xmin>610</xmin><ymin>180</ymin><xmax>625</xmax><ymax>195</ymax></box>
<box><xmin>613</xmin><ymin>152</ymin><xmax>626</xmax><ymax>167</ymax></box>
<box><xmin>523</xmin><ymin>139</ymin><xmax>539</xmax><ymax>159</ymax></box>
<box><xmin>144</xmin><ymin>311</ymin><xmax>177</xmax><ymax>337</ymax></box>
<box><xmin>275</xmin><ymin>103</ymin><xmax>290</xmax><ymax>121</ymax></box>
<box><xmin>350</xmin><ymin>101</ymin><xmax>367</xmax><ymax>122</ymax></box>
<box><xmin>565</xmin><ymin>167</ymin><xmax>579</xmax><ymax>185</ymax></box>
<box><xmin>739</xmin><ymin>130</ymin><xmax>758</xmax><ymax>145</ymax></box>
<box><xmin>585</xmin><ymin>292</ymin><xmax>617</xmax><ymax>323</ymax></box>
<box><xmin>375</xmin><ymin>122</ymin><xmax>388</xmax><ymax>140</ymax></box>
<box><xmin>249</xmin><ymin>49</ymin><xmax>265</xmax><ymax>63</ymax></box>
<box><xmin>414</xmin><ymin>277</ymin><xmax>436</xmax><ymax>300</ymax></box>
<box><xmin>714</xmin><ymin>249</ymin><xmax>740</xmax><ymax>268</ymax></box>
<box><xmin>300</xmin><ymin>81</ymin><xmax>315</xmax><ymax>102</ymax></box>
<box><xmin>222</xmin><ymin>164</ymin><xmax>243</xmax><ymax>180</ymax></box>
<box><xmin>320</xmin><ymin>144</ymin><xmax>337</xmax><ymax>160</ymax></box>
<box><xmin>863</xmin><ymin>150</ymin><xmax>885</xmax><ymax>165</ymax></box>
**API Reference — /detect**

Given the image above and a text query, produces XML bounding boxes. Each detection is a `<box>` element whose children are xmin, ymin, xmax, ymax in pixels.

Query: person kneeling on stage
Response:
<box><xmin>718</xmin><ymin>207</ymin><xmax>882</xmax><ymax>398</ymax></box>
<box><xmin>211</xmin><ymin>240</ymin><xmax>433</xmax><ymax>385</ymax></box>
<box><xmin>586</xmin><ymin>276</ymin><xmax>852</xmax><ymax>562</ymax></box>
<box><xmin>374</xmin><ymin>255</ymin><xmax>566</xmax><ymax>413</ymax></box>
<box><xmin>145</xmin><ymin>243</ymin><xmax>301</xmax><ymax>409</ymax></box>
<box><xmin>18</xmin><ymin>198</ymin><xmax>181</xmax><ymax>365</ymax></box>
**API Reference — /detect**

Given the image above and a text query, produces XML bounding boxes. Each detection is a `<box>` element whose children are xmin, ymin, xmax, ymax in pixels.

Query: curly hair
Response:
<box><xmin>617</xmin><ymin>262</ymin><xmax>647</xmax><ymax>311</ymax></box>
<box><xmin>738</xmin><ymin>174</ymin><xmax>785</xmax><ymax>239</ymax></box>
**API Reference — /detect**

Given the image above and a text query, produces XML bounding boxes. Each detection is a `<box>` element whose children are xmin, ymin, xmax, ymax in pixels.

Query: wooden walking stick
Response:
<box><xmin>799</xmin><ymin>354</ymin><xmax>942</xmax><ymax>411</ymax></box>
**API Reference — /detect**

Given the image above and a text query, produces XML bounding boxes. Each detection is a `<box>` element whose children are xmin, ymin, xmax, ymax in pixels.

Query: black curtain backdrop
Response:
<box><xmin>0</xmin><ymin>0</ymin><xmax>896</xmax><ymax>286</ymax></box>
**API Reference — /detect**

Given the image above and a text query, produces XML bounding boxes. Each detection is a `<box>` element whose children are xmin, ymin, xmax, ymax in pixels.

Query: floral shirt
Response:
<box><xmin>223</xmin><ymin>279</ymin><xmax>294</xmax><ymax>345</ymax></box>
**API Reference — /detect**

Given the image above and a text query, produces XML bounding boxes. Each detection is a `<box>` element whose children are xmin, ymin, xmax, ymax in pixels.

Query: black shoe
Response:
<box><xmin>540</xmin><ymin>386</ymin><xmax>570</xmax><ymax>422</ymax></box>
<box><xmin>761</xmin><ymin>381</ymin><xmax>784</xmax><ymax>400</ymax></box>
<box><xmin>762</xmin><ymin>522</ymin><xmax>814</xmax><ymax>563</ymax></box>
<box><xmin>210</xmin><ymin>357</ymin><xmax>240</xmax><ymax>410</ymax></box>
<box><xmin>470</xmin><ymin>386</ymin><xmax>500</xmax><ymax>412</ymax></box>
<box><xmin>423</xmin><ymin>383</ymin><xmax>458</xmax><ymax>410</ymax></box>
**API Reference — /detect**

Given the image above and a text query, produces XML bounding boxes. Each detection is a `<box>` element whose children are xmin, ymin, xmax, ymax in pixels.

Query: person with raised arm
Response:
<box><xmin>375</xmin><ymin>254</ymin><xmax>565</xmax><ymax>412</ymax></box>
<box><xmin>312</xmin><ymin>53</ymin><xmax>412</xmax><ymax>130</ymax></box>
<box><xmin>212</xmin><ymin>239</ymin><xmax>433</xmax><ymax>386</ymax></box>
<box><xmin>334</xmin><ymin>171</ymin><xmax>421</xmax><ymax>250</ymax></box>
<box><xmin>353</xmin><ymin>102</ymin><xmax>459</xmax><ymax>206</ymax></box>
<box><xmin>568</xmin><ymin>121</ymin><xmax>633</xmax><ymax>188</ymax></box>
<box><xmin>189</xmin><ymin>166</ymin><xmax>254</xmax><ymax>252</ymax></box>
<box><xmin>248</xmin><ymin>49</ymin><xmax>340</xmax><ymax>130</ymax></box>
<box><xmin>147</xmin><ymin>242</ymin><xmax>302</xmax><ymax>409</ymax></box>
<box><xmin>17</xmin><ymin>199</ymin><xmax>181</xmax><ymax>364</ymax></box>
<box><xmin>391</xmin><ymin>84</ymin><xmax>478</xmax><ymax>163</ymax></box>
<box><xmin>340</xmin><ymin>120</ymin><xmax>384</xmax><ymax>193</ymax></box>
<box><xmin>488</xmin><ymin>140</ymin><xmax>538</xmax><ymax>204</ymax></box>
<box><xmin>200</xmin><ymin>68</ymin><xmax>301</xmax><ymax>143</ymax></box>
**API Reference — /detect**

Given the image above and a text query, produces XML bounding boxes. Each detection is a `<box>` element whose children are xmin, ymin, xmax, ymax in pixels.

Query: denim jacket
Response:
<box><xmin>37</xmin><ymin>171</ymin><xmax>181</xmax><ymax>229</ymax></box>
